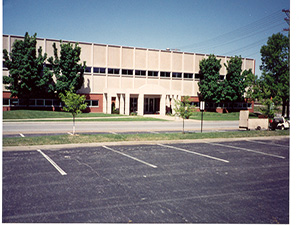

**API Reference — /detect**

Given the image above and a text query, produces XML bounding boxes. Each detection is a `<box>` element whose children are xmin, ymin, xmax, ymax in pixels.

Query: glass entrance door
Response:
<box><xmin>144</xmin><ymin>97</ymin><xmax>160</xmax><ymax>114</ymax></box>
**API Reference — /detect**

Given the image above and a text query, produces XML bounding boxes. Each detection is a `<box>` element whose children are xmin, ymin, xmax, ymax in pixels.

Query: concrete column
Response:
<box><xmin>116</xmin><ymin>95</ymin><xmax>120</xmax><ymax>112</ymax></box>
<box><xmin>125</xmin><ymin>93</ymin><xmax>130</xmax><ymax>115</ymax></box>
<box><xmin>166</xmin><ymin>95</ymin><xmax>170</xmax><ymax>114</ymax></box>
<box><xmin>103</xmin><ymin>93</ymin><xmax>107</xmax><ymax>114</ymax></box>
<box><xmin>120</xmin><ymin>94</ymin><xmax>125</xmax><ymax>115</ymax></box>
<box><xmin>138</xmin><ymin>94</ymin><xmax>144</xmax><ymax>116</ymax></box>
<box><xmin>160</xmin><ymin>94</ymin><xmax>166</xmax><ymax>115</ymax></box>
<box><xmin>171</xmin><ymin>95</ymin><xmax>176</xmax><ymax>115</ymax></box>
<box><xmin>107</xmin><ymin>93</ymin><xmax>112</xmax><ymax>114</ymax></box>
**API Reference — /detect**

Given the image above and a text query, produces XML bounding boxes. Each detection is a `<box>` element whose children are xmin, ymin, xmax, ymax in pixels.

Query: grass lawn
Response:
<box><xmin>190</xmin><ymin>112</ymin><xmax>258</xmax><ymax>121</ymax></box>
<box><xmin>3</xmin><ymin>110</ymin><xmax>123</xmax><ymax>119</ymax></box>
<box><xmin>3</xmin><ymin>130</ymin><xmax>289</xmax><ymax>147</ymax></box>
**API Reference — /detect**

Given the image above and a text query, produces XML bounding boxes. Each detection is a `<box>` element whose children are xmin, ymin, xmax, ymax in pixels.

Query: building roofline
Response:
<box><xmin>3</xmin><ymin>34</ymin><xmax>255</xmax><ymax>61</ymax></box>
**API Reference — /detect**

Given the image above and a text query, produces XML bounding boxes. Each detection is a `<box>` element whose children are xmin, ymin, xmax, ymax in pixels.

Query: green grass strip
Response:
<box><xmin>4</xmin><ymin>117</ymin><xmax>166</xmax><ymax>122</ymax></box>
<box><xmin>3</xmin><ymin>110</ymin><xmax>124</xmax><ymax>119</ymax></box>
<box><xmin>3</xmin><ymin>130</ymin><xmax>289</xmax><ymax>147</ymax></box>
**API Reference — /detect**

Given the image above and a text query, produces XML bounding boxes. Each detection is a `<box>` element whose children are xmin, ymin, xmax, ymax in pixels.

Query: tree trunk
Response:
<box><xmin>182</xmin><ymin>117</ymin><xmax>185</xmax><ymax>134</ymax></box>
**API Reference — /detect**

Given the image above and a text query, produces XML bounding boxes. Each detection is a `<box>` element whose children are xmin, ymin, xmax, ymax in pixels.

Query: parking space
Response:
<box><xmin>2</xmin><ymin>137</ymin><xmax>289</xmax><ymax>223</ymax></box>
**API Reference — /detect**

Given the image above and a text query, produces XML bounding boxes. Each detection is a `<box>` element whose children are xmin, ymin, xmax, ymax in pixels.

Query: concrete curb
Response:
<box><xmin>2</xmin><ymin>136</ymin><xmax>289</xmax><ymax>152</ymax></box>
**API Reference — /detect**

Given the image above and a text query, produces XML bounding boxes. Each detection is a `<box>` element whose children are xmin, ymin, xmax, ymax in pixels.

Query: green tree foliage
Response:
<box><xmin>223</xmin><ymin>56</ymin><xmax>246</xmax><ymax>102</ymax></box>
<box><xmin>173</xmin><ymin>96</ymin><xmax>195</xmax><ymax>134</ymax></box>
<box><xmin>198</xmin><ymin>54</ymin><xmax>222</xmax><ymax>103</ymax></box>
<box><xmin>198</xmin><ymin>54</ymin><xmax>256</xmax><ymax>108</ymax></box>
<box><xmin>48</xmin><ymin>42</ymin><xmax>86</xmax><ymax>95</ymax></box>
<box><xmin>3</xmin><ymin>32</ymin><xmax>55</xmax><ymax>103</ymax></box>
<box><xmin>243</xmin><ymin>69</ymin><xmax>258</xmax><ymax>100</ymax></box>
<box><xmin>59</xmin><ymin>89</ymin><xmax>87</xmax><ymax>135</ymax></box>
<box><xmin>260</xmin><ymin>33</ymin><xmax>289</xmax><ymax>117</ymax></box>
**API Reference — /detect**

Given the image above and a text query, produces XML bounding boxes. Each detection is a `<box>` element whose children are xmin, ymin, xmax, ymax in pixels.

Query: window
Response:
<box><xmin>44</xmin><ymin>63</ymin><xmax>53</xmax><ymax>70</ymax></box>
<box><xmin>45</xmin><ymin>100</ymin><xmax>53</xmax><ymax>106</ymax></box>
<box><xmin>3</xmin><ymin>61</ymin><xmax>8</xmax><ymax>69</ymax></box>
<box><xmin>3</xmin><ymin>98</ymin><xmax>9</xmax><ymax>106</ymax></box>
<box><xmin>172</xmin><ymin>72</ymin><xmax>182</xmax><ymax>78</ymax></box>
<box><xmin>184</xmin><ymin>73</ymin><xmax>193</xmax><ymax>79</ymax></box>
<box><xmin>195</xmin><ymin>73</ymin><xmax>200</xmax><ymax>79</ymax></box>
<box><xmin>135</xmin><ymin>70</ymin><xmax>146</xmax><ymax>76</ymax></box>
<box><xmin>148</xmin><ymin>71</ymin><xmax>158</xmax><ymax>77</ymax></box>
<box><xmin>85</xmin><ymin>67</ymin><xmax>92</xmax><ymax>73</ymax></box>
<box><xmin>108</xmin><ymin>68</ymin><xmax>120</xmax><ymax>75</ymax></box>
<box><xmin>93</xmin><ymin>67</ymin><xmax>106</xmax><ymax>74</ymax></box>
<box><xmin>36</xmin><ymin>99</ymin><xmax>44</xmax><ymax>106</ymax></box>
<box><xmin>219</xmin><ymin>75</ymin><xmax>225</xmax><ymax>81</ymax></box>
<box><xmin>85</xmin><ymin>100</ymin><xmax>99</xmax><ymax>107</ymax></box>
<box><xmin>122</xmin><ymin>69</ymin><xmax>133</xmax><ymax>75</ymax></box>
<box><xmin>160</xmin><ymin>71</ymin><xmax>170</xmax><ymax>78</ymax></box>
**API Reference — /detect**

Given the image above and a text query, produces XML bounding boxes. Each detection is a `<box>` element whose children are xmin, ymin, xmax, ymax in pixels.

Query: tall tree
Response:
<box><xmin>3</xmin><ymin>32</ymin><xmax>55</xmax><ymax>104</ymax></box>
<box><xmin>260</xmin><ymin>33</ymin><xmax>289</xmax><ymax>117</ymax></box>
<box><xmin>198</xmin><ymin>54</ymin><xmax>222</xmax><ymax>103</ymax></box>
<box><xmin>223</xmin><ymin>56</ymin><xmax>245</xmax><ymax>103</ymax></box>
<box><xmin>48</xmin><ymin>42</ymin><xmax>86</xmax><ymax>95</ymax></box>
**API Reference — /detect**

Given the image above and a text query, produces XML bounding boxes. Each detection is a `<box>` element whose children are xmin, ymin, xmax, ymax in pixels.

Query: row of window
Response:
<box><xmin>87</xmin><ymin>67</ymin><xmax>200</xmax><ymax>79</ymax></box>
<box><xmin>3</xmin><ymin>98</ymin><xmax>99</xmax><ymax>107</ymax></box>
<box><xmin>3</xmin><ymin>62</ymin><xmax>220</xmax><ymax>81</ymax></box>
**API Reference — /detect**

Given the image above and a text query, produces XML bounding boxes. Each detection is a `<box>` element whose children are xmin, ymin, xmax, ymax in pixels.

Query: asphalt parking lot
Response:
<box><xmin>2</xmin><ymin>137</ymin><xmax>289</xmax><ymax>223</ymax></box>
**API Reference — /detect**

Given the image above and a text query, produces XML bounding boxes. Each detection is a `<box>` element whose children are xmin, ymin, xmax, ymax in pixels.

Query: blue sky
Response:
<box><xmin>3</xmin><ymin>0</ymin><xmax>290</xmax><ymax>76</ymax></box>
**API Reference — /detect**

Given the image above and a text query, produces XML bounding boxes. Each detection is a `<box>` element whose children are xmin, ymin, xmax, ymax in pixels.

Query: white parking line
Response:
<box><xmin>149</xmin><ymin>131</ymin><xmax>159</xmax><ymax>134</ymax></box>
<box><xmin>102</xmin><ymin>145</ymin><xmax>158</xmax><ymax>168</ymax></box>
<box><xmin>158</xmin><ymin>143</ymin><xmax>229</xmax><ymax>163</ymax></box>
<box><xmin>19</xmin><ymin>133</ymin><xmax>25</xmax><ymax>137</ymax></box>
<box><xmin>246</xmin><ymin>140</ymin><xmax>289</xmax><ymax>148</ymax></box>
<box><xmin>37</xmin><ymin>150</ymin><xmax>67</xmax><ymax>175</ymax></box>
<box><xmin>206</xmin><ymin>142</ymin><xmax>285</xmax><ymax>159</ymax></box>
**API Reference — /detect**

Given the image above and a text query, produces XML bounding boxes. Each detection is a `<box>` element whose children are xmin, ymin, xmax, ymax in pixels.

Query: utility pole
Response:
<box><xmin>282</xmin><ymin>9</ymin><xmax>290</xmax><ymax>32</ymax></box>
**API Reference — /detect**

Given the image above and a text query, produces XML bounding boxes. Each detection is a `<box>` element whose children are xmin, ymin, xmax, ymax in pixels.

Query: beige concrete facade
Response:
<box><xmin>2</xmin><ymin>35</ymin><xmax>255</xmax><ymax>115</ymax></box>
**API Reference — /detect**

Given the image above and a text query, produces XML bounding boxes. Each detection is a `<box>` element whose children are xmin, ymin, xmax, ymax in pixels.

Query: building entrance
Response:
<box><xmin>144</xmin><ymin>97</ymin><xmax>160</xmax><ymax>114</ymax></box>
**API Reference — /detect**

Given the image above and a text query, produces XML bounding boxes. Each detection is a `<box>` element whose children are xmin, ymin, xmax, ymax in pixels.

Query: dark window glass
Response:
<box><xmin>148</xmin><ymin>71</ymin><xmax>158</xmax><ymax>77</ymax></box>
<box><xmin>44</xmin><ymin>64</ymin><xmax>53</xmax><ymax>70</ymax></box>
<box><xmin>36</xmin><ymin>99</ymin><xmax>44</xmax><ymax>106</ymax></box>
<box><xmin>161</xmin><ymin>72</ymin><xmax>170</xmax><ymax>77</ymax></box>
<box><xmin>45</xmin><ymin>100</ymin><xmax>53</xmax><ymax>106</ymax></box>
<box><xmin>3</xmin><ymin>61</ymin><xmax>8</xmax><ymax>69</ymax></box>
<box><xmin>122</xmin><ymin>69</ymin><xmax>133</xmax><ymax>75</ymax></box>
<box><xmin>172</xmin><ymin>72</ymin><xmax>182</xmax><ymax>78</ymax></box>
<box><xmin>108</xmin><ymin>68</ymin><xmax>119</xmax><ymax>75</ymax></box>
<box><xmin>184</xmin><ymin>73</ymin><xmax>193</xmax><ymax>79</ymax></box>
<box><xmin>219</xmin><ymin>75</ymin><xmax>225</xmax><ymax>80</ymax></box>
<box><xmin>195</xmin><ymin>73</ymin><xmax>200</xmax><ymax>79</ymax></box>
<box><xmin>92</xmin><ymin>100</ymin><xmax>99</xmax><ymax>106</ymax></box>
<box><xmin>108</xmin><ymin>68</ymin><xmax>113</xmax><ymax>74</ymax></box>
<box><xmin>85</xmin><ymin>67</ymin><xmax>92</xmax><ymax>73</ymax></box>
<box><xmin>135</xmin><ymin>70</ymin><xmax>146</xmax><ymax>76</ymax></box>
<box><xmin>3</xmin><ymin>98</ymin><xmax>9</xmax><ymax>105</ymax></box>
<box><xmin>53</xmin><ymin>100</ymin><xmax>60</xmax><ymax>106</ymax></box>
<box><xmin>85</xmin><ymin>100</ymin><xmax>91</xmax><ymax>106</ymax></box>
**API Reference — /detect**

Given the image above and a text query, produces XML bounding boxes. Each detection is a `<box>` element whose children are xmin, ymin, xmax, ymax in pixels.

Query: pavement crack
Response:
<box><xmin>74</xmin><ymin>158</ymin><xmax>110</xmax><ymax>181</ymax></box>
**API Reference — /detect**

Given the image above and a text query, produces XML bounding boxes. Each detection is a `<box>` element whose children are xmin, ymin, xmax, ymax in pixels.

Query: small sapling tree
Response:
<box><xmin>174</xmin><ymin>96</ymin><xmax>195</xmax><ymax>134</ymax></box>
<box><xmin>59</xmin><ymin>89</ymin><xmax>87</xmax><ymax>135</ymax></box>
